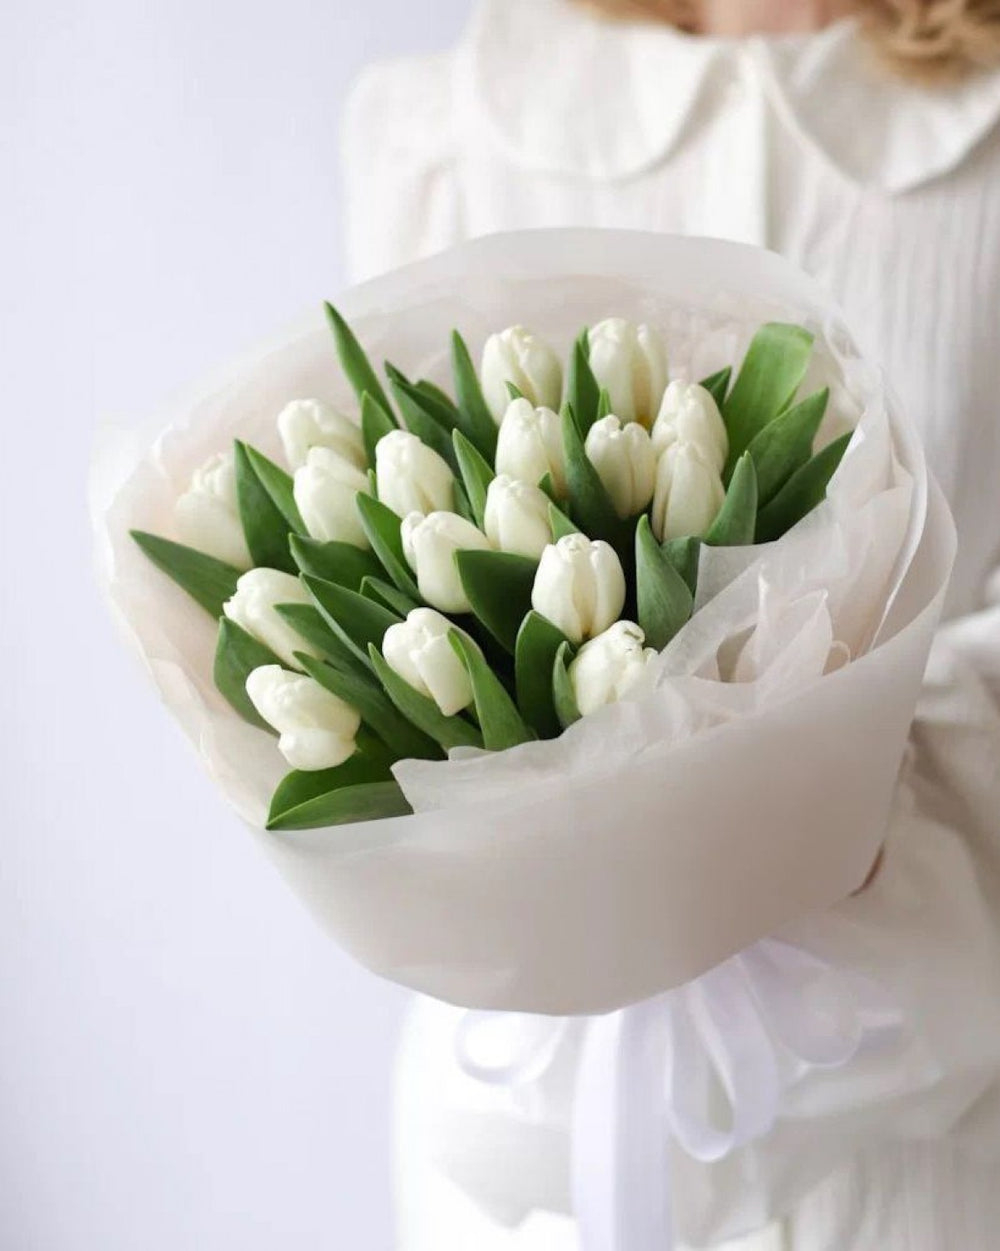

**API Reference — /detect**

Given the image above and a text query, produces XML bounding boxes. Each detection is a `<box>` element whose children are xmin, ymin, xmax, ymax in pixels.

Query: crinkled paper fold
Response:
<box><xmin>97</xmin><ymin>231</ymin><xmax>955</xmax><ymax>1015</ymax></box>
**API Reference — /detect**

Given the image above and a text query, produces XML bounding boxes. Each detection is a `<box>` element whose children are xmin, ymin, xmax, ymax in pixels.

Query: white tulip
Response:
<box><xmin>382</xmin><ymin>608</ymin><xmax>474</xmax><ymax>716</ymax></box>
<box><xmin>651</xmin><ymin>441</ymin><xmax>726</xmax><ymax>542</ymax></box>
<box><xmin>531</xmin><ymin>533</ymin><xmax>626</xmax><ymax>644</ymax></box>
<box><xmin>483</xmin><ymin>475</ymin><xmax>553</xmax><ymax>560</ymax></box>
<box><xmin>223</xmin><ymin>569</ymin><xmax>317</xmax><ymax>669</ymax></box>
<box><xmin>277</xmin><ymin>398</ymin><xmax>365</xmax><ymax>472</ymax></box>
<box><xmin>401</xmin><ymin>511</ymin><xmax>493</xmax><ymax>614</ymax></box>
<box><xmin>569</xmin><ymin>621</ymin><xmax>658</xmax><ymax>717</ymax></box>
<box><xmin>245</xmin><ymin>665</ymin><xmax>360</xmax><ymax>771</ymax></box>
<box><xmin>651</xmin><ymin>380</ymin><xmax>728</xmax><ymax>472</ymax></box>
<box><xmin>293</xmin><ymin>446</ymin><xmax>370</xmax><ymax>548</ymax></box>
<box><xmin>174</xmin><ymin>451</ymin><xmax>251</xmax><ymax>569</ymax></box>
<box><xmin>587</xmin><ymin>318</ymin><xmax>668</xmax><ymax>427</ymax></box>
<box><xmin>495</xmin><ymin>398</ymin><xmax>567</xmax><ymax>497</ymax></box>
<box><xmin>481</xmin><ymin>325</ymin><xmax>563</xmax><ymax>423</ymax></box>
<box><xmin>375</xmin><ymin>430</ymin><xmax>455</xmax><ymax>518</ymax></box>
<box><xmin>584</xmin><ymin>415</ymin><xmax>657</xmax><ymax>519</ymax></box>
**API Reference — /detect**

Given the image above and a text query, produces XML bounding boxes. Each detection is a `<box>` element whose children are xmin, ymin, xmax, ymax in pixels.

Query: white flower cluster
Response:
<box><xmin>171</xmin><ymin>318</ymin><xmax>732</xmax><ymax>773</ymax></box>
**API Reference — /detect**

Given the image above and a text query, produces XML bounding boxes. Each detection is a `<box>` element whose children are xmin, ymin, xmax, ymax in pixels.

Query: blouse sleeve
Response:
<box><xmin>340</xmin><ymin>53</ymin><xmax>465</xmax><ymax>285</ymax></box>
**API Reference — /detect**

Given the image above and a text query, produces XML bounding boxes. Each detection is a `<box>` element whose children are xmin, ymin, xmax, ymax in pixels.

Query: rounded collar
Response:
<box><xmin>463</xmin><ymin>0</ymin><xmax>1000</xmax><ymax>192</ymax></box>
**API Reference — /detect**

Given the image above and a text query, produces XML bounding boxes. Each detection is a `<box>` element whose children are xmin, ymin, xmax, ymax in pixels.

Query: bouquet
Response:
<box><xmin>99</xmin><ymin>231</ymin><xmax>953</xmax><ymax>1017</ymax></box>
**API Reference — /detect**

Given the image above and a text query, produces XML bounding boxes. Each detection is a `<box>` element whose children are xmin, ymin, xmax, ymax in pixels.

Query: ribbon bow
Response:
<box><xmin>455</xmin><ymin>938</ymin><xmax>899</xmax><ymax>1251</ymax></box>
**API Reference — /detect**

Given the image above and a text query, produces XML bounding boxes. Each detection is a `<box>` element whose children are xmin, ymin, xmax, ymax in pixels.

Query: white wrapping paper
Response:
<box><xmin>96</xmin><ymin>231</ymin><xmax>955</xmax><ymax>1015</ymax></box>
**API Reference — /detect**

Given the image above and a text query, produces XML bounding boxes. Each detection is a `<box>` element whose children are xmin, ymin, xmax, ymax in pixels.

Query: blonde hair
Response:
<box><xmin>577</xmin><ymin>0</ymin><xmax>1000</xmax><ymax>82</ymax></box>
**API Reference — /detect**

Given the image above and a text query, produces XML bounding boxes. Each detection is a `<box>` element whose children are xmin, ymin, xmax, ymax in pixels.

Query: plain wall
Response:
<box><xmin>2</xmin><ymin>2</ymin><xmax>471</xmax><ymax>1247</ymax></box>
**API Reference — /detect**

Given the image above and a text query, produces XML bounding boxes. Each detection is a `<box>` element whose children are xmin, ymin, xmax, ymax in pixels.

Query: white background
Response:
<box><xmin>3</xmin><ymin>2</ymin><xmax>471</xmax><ymax>1247</ymax></box>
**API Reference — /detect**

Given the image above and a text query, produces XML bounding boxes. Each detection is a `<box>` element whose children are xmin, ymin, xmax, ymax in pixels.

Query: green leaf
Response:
<box><xmin>360</xmin><ymin>392</ymin><xmax>398</xmax><ymax>466</ymax></box>
<box><xmin>448</xmin><ymin>630</ymin><xmax>536</xmax><ymax>751</ymax></box>
<box><xmin>699</xmin><ymin>366</ymin><xmax>732</xmax><ymax>408</ymax></box>
<box><xmin>451</xmin><ymin>330</ymin><xmax>499</xmax><ymax>460</ymax></box>
<box><xmin>514</xmin><ymin>611</ymin><xmax>568</xmax><ymax>739</ymax></box>
<box><xmin>360</xmin><ymin>576</ymin><xmax>420</xmax><ymax>618</ymax></box>
<box><xmin>452</xmin><ymin>480</ymin><xmax>477</xmax><ymax>525</ymax></box>
<box><xmin>324</xmin><ymin>301</ymin><xmax>393</xmax><ymax>416</ymax></box>
<box><xmin>705</xmin><ymin>453</ymin><xmax>759</xmax><ymax>547</ymax></box>
<box><xmin>241</xmin><ymin>444</ymin><xmax>305</xmax><ymax>533</ymax></box>
<box><xmin>596</xmin><ymin>387</ymin><xmax>613</xmax><ymax>420</ymax></box>
<box><xmin>564</xmin><ymin>333</ymin><xmax>600</xmax><ymax>435</ymax></box>
<box><xmin>723</xmin><ymin>323</ymin><xmax>814</xmax><ymax>473</ymax></box>
<box><xmin>233</xmin><ymin>440</ymin><xmax>297</xmax><ymax>572</ymax></box>
<box><xmin>505</xmin><ymin>381</ymin><xmax>525</xmax><ymax>403</ymax></box>
<box><xmin>746</xmin><ymin>388</ymin><xmax>829</xmax><ymax>505</ymax></box>
<box><xmin>415</xmin><ymin>379</ymin><xmax>461</xmax><ymax>419</ymax></box>
<box><xmin>354</xmin><ymin>493</ymin><xmax>420</xmax><ymax>599</ymax></box>
<box><xmin>454</xmin><ymin>549</ymin><xmax>538</xmax><ymax>654</ymax></box>
<box><xmin>636</xmin><ymin>515</ymin><xmax>695</xmax><ymax>650</ymax></box>
<box><xmin>268</xmin><ymin>764</ymin><xmax>411</xmax><ymax>831</ymax></box>
<box><xmin>562</xmin><ymin>408</ymin><xmax>626</xmax><ymax>549</ymax></box>
<box><xmin>274</xmin><ymin>603</ymin><xmax>370</xmax><ymax>677</ymax></box>
<box><xmin>289</xmin><ymin>533</ymin><xmax>382</xmax><ymax>590</ymax></box>
<box><xmin>453</xmin><ymin>429</ymin><xmax>495</xmax><ymax>528</ymax></box>
<box><xmin>756</xmin><ymin>432</ymin><xmax>852</xmax><ymax>543</ymax></box>
<box><xmin>548</xmin><ymin>501</ymin><xmax>580</xmax><ymax>541</ymax></box>
<box><xmin>129</xmin><ymin>530</ymin><xmax>242</xmax><ymax>618</ymax></box>
<box><xmin>299</xmin><ymin>654</ymin><xmax>442</xmax><ymax>762</ymax></box>
<box><xmin>302</xmin><ymin>575</ymin><xmax>402</xmax><ymax>669</ymax></box>
<box><xmin>213</xmin><ymin>619</ymin><xmax>284</xmax><ymax>729</ymax></box>
<box><xmin>368</xmin><ymin>644</ymin><xmax>484</xmax><ymax>751</ymax></box>
<box><xmin>552</xmin><ymin>641</ymin><xmax>581</xmax><ymax>731</ymax></box>
<box><xmin>663</xmin><ymin>536</ymin><xmax>701</xmax><ymax>597</ymax></box>
<box><xmin>267</xmin><ymin>747</ymin><xmax>394</xmax><ymax>826</ymax></box>
<box><xmin>387</xmin><ymin>367</ymin><xmax>459</xmax><ymax>470</ymax></box>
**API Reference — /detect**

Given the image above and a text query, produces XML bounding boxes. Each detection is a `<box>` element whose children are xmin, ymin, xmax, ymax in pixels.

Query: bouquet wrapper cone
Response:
<box><xmin>97</xmin><ymin>231</ymin><xmax>955</xmax><ymax>1016</ymax></box>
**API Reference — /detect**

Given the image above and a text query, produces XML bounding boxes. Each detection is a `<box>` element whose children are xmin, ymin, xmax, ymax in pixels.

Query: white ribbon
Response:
<box><xmin>455</xmin><ymin>938</ymin><xmax>899</xmax><ymax>1251</ymax></box>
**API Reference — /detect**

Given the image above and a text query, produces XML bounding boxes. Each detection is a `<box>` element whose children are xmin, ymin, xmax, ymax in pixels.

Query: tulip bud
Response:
<box><xmin>568</xmin><ymin>621</ymin><xmax>657</xmax><ymax>717</ymax></box>
<box><xmin>531</xmin><ymin>533</ymin><xmax>626</xmax><ymax>644</ymax></box>
<box><xmin>587</xmin><ymin>318</ymin><xmax>668</xmax><ymax>427</ymax></box>
<box><xmin>651</xmin><ymin>380</ymin><xmax>728</xmax><ymax>472</ymax></box>
<box><xmin>584</xmin><ymin>415</ymin><xmax>656</xmax><ymax>519</ymax></box>
<box><xmin>223</xmin><ymin>569</ymin><xmax>317</xmax><ymax>669</ymax></box>
<box><xmin>481</xmin><ymin>325</ymin><xmax>563</xmax><ymax>423</ymax></box>
<box><xmin>483</xmin><ymin>475</ymin><xmax>553</xmax><ymax>559</ymax></box>
<box><xmin>245</xmin><ymin>665</ymin><xmax>360</xmax><ymax>771</ymax></box>
<box><xmin>651</xmin><ymin>441</ymin><xmax>726</xmax><ymax>542</ymax></box>
<box><xmin>293</xmin><ymin>446</ymin><xmax>371</xmax><ymax>548</ymax></box>
<box><xmin>174</xmin><ymin>451</ymin><xmax>251</xmax><ymax>569</ymax></box>
<box><xmin>277</xmin><ymin>398</ymin><xmax>366</xmax><ymax>472</ymax></box>
<box><xmin>375</xmin><ymin>430</ymin><xmax>455</xmax><ymax>518</ymax></box>
<box><xmin>382</xmin><ymin>608</ymin><xmax>475</xmax><ymax>716</ymax></box>
<box><xmin>401</xmin><ymin>511</ymin><xmax>493</xmax><ymax>614</ymax></box>
<box><xmin>494</xmin><ymin>398</ymin><xmax>567</xmax><ymax>497</ymax></box>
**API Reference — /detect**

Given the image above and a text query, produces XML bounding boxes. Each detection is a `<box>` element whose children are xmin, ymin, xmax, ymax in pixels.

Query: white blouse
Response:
<box><xmin>341</xmin><ymin>2</ymin><xmax>1000</xmax><ymax>1247</ymax></box>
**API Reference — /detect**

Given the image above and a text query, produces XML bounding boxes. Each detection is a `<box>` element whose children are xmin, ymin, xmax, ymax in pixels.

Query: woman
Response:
<box><xmin>342</xmin><ymin>2</ymin><xmax>1000</xmax><ymax>1247</ymax></box>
